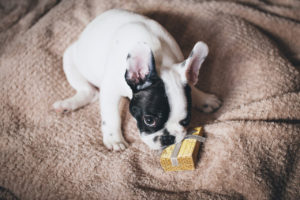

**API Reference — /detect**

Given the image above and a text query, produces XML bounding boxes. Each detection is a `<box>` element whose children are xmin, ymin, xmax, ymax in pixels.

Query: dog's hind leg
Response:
<box><xmin>53</xmin><ymin>45</ymin><xmax>98</xmax><ymax>113</ymax></box>
<box><xmin>191</xmin><ymin>86</ymin><xmax>222</xmax><ymax>113</ymax></box>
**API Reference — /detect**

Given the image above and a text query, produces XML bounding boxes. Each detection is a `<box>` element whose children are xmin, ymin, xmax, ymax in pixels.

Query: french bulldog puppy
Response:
<box><xmin>53</xmin><ymin>9</ymin><xmax>221</xmax><ymax>151</ymax></box>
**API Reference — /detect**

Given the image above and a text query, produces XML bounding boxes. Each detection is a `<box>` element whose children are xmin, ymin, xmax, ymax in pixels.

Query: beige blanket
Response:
<box><xmin>1</xmin><ymin>0</ymin><xmax>300</xmax><ymax>199</ymax></box>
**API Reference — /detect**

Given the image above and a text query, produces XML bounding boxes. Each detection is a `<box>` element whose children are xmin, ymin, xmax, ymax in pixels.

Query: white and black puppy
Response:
<box><xmin>53</xmin><ymin>9</ymin><xmax>221</xmax><ymax>151</ymax></box>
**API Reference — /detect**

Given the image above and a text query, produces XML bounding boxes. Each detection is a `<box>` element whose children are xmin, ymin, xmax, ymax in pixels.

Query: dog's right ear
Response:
<box><xmin>125</xmin><ymin>43</ymin><xmax>158</xmax><ymax>93</ymax></box>
<box><xmin>175</xmin><ymin>41</ymin><xmax>209</xmax><ymax>85</ymax></box>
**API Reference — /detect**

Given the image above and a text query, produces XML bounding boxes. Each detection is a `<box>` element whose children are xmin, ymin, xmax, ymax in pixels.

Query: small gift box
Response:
<box><xmin>160</xmin><ymin>127</ymin><xmax>205</xmax><ymax>172</ymax></box>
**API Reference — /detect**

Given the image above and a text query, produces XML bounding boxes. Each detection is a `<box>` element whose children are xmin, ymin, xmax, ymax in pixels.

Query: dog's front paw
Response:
<box><xmin>196</xmin><ymin>94</ymin><xmax>222</xmax><ymax>113</ymax></box>
<box><xmin>52</xmin><ymin>100</ymin><xmax>76</xmax><ymax>113</ymax></box>
<box><xmin>103</xmin><ymin>132</ymin><xmax>128</xmax><ymax>151</ymax></box>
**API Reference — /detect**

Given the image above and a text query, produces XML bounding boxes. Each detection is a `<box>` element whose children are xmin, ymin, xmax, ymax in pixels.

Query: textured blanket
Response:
<box><xmin>1</xmin><ymin>0</ymin><xmax>300</xmax><ymax>199</ymax></box>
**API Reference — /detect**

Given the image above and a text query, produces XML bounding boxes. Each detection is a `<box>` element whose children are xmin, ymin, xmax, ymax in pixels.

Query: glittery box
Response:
<box><xmin>160</xmin><ymin>127</ymin><xmax>204</xmax><ymax>172</ymax></box>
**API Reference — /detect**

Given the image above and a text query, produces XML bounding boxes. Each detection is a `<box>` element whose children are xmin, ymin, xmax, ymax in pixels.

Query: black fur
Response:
<box><xmin>129</xmin><ymin>79</ymin><xmax>170</xmax><ymax>134</ymax></box>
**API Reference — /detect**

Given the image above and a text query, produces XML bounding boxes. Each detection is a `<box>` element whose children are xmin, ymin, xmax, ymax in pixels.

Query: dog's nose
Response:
<box><xmin>160</xmin><ymin>135</ymin><xmax>175</xmax><ymax>146</ymax></box>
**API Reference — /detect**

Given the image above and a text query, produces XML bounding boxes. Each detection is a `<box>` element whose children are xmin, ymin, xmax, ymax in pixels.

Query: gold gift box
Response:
<box><xmin>160</xmin><ymin>127</ymin><xmax>204</xmax><ymax>172</ymax></box>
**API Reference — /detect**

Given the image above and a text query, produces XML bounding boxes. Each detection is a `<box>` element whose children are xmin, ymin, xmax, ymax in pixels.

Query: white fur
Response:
<box><xmin>161</xmin><ymin>70</ymin><xmax>187</xmax><ymax>141</ymax></box>
<box><xmin>53</xmin><ymin>9</ymin><xmax>221</xmax><ymax>151</ymax></box>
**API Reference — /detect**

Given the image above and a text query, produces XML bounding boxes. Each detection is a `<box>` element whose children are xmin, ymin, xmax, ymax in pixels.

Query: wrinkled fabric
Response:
<box><xmin>0</xmin><ymin>0</ymin><xmax>299</xmax><ymax>199</ymax></box>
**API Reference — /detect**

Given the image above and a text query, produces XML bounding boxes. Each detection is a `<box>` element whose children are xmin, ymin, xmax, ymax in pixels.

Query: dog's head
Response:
<box><xmin>125</xmin><ymin>42</ymin><xmax>208</xmax><ymax>150</ymax></box>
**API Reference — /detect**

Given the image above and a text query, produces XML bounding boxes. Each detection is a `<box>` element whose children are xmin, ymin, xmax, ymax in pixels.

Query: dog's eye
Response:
<box><xmin>143</xmin><ymin>115</ymin><xmax>157</xmax><ymax>127</ymax></box>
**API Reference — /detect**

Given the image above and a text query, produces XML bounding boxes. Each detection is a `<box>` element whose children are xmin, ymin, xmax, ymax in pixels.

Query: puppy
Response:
<box><xmin>53</xmin><ymin>9</ymin><xmax>221</xmax><ymax>151</ymax></box>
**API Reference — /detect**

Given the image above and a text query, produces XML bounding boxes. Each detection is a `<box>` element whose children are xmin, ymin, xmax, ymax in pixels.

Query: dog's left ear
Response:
<box><xmin>125</xmin><ymin>43</ymin><xmax>158</xmax><ymax>93</ymax></box>
<box><xmin>176</xmin><ymin>41</ymin><xmax>208</xmax><ymax>85</ymax></box>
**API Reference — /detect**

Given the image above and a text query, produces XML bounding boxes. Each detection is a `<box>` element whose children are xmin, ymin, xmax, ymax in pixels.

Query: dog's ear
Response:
<box><xmin>125</xmin><ymin>43</ymin><xmax>158</xmax><ymax>93</ymax></box>
<box><xmin>176</xmin><ymin>41</ymin><xmax>208</xmax><ymax>85</ymax></box>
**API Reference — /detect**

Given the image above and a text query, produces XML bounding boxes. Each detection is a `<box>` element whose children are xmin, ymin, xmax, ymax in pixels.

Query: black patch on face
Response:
<box><xmin>179</xmin><ymin>84</ymin><xmax>192</xmax><ymax>127</ymax></box>
<box><xmin>129</xmin><ymin>79</ymin><xmax>170</xmax><ymax>134</ymax></box>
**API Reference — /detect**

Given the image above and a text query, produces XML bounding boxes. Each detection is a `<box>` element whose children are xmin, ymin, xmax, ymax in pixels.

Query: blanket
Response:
<box><xmin>1</xmin><ymin>0</ymin><xmax>299</xmax><ymax>199</ymax></box>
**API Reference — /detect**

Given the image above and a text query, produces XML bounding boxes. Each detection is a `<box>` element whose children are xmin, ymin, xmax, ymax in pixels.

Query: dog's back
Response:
<box><xmin>69</xmin><ymin>9</ymin><xmax>182</xmax><ymax>88</ymax></box>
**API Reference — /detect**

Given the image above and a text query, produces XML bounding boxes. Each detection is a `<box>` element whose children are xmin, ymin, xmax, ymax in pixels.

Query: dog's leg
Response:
<box><xmin>53</xmin><ymin>47</ymin><xmax>98</xmax><ymax>113</ymax></box>
<box><xmin>100</xmin><ymin>86</ymin><xmax>128</xmax><ymax>151</ymax></box>
<box><xmin>191</xmin><ymin>86</ymin><xmax>222</xmax><ymax>113</ymax></box>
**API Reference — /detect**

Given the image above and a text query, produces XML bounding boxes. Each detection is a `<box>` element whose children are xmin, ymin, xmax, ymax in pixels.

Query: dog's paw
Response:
<box><xmin>103</xmin><ymin>132</ymin><xmax>128</xmax><ymax>151</ymax></box>
<box><xmin>196</xmin><ymin>94</ymin><xmax>222</xmax><ymax>113</ymax></box>
<box><xmin>52</xmin><ymin>100</ymin><xmax>76</xmax><ymax>113</ymax></box>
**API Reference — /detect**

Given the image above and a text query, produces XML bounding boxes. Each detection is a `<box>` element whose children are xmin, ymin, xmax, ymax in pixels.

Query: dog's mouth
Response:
<box><xmin>140</xmin><ymin>129</ymin><xmax>187</xmax><ymax>151</ymax></box>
